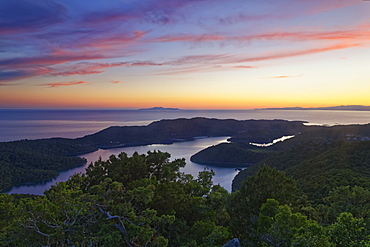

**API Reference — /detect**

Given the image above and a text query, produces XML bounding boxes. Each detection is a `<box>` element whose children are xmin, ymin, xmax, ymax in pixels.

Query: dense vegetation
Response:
<box><xmin>190</xmin><ymin>142</ymin><xmax>274</xmax><ymax>167</ymax></box>
<box><xmin>232</xmin><ymin>140</ymin><xmax>370</xmax><ymax>202</ymax></box>
<box><xmin>1</xmin><ymin>151</ymin><xmax>370</xmax><ymax>246</ymax></box>
<box><xmin>77</xmin><ymin>118</ymin><xmax>306</xmax><ymax>148</ymax></box>
<box><xmin>192</xmin><ymin>123</ymin><xmax>370</xmax><ymax>168</ymax></box>
<box><xmin>0</xmin><ymin>139</ymin><xmax>95</xmax><ymax>191</ymax></box>
<box><xmin>2</xmin><ymin>118</ymin><xmax>370</xmax><ymax>245</ymax></box>
<box><xmin>0</xmin><ymin>118</ymin><xmax>306</xmax><ymax>191</ymax></box>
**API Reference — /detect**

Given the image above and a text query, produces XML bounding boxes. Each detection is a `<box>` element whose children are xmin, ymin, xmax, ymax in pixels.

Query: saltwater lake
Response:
<box><xmin>2</xmin><ymin>109</ymin><xmax>370</xmax><ymax>195</ymax></box>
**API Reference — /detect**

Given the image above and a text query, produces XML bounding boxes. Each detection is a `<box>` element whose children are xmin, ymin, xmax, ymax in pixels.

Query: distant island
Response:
<box><xmin>258</xmin><ymin>105</ymin><xmax>370</xmax><ymax>111</ymax></box>
<box><xmin>138</xmin><ymin>107</ymin><xmax>180</xmax><ymax>111</ymax></box>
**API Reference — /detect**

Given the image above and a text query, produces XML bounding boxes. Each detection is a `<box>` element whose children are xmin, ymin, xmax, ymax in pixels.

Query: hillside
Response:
<box><xmin>192</xmin><ymin>123</ymin><xmax>370</xmax><ymax>167</ymax></box>
<box><xmin>77</xmin><ymin>118</ymin><xmax>307</xmax><ymax>148</ymax></box>
<box><xmin>0</xmin><ymin>138</ymin><xmax>95</xmax><ymax>191</ymax></box>
<box><xmin>0</xmin><ymin>118</ymin><xmax>306</xmax><ymax>192</ymax></box>
<box><xmin>190</xmin><ymin>142</ymin><xmax>274</xmax><ymax>167</ymax></box>
<box><xmin>232</xmin><ymin>140</ymin><xmax>370</xmax><ymax>202</ymax></box>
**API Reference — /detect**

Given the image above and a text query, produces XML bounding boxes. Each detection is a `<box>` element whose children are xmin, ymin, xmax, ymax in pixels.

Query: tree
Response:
<box><xmin>322</xmin><ymin>186</ymin><xmax>370</xmax><ymax>226</ymax></box>
<box><xmin>257</xmin><ymin>199</ymin><xmax>330</xmax><ymax>247</ymax></box>
<box><xmin>328</xmin><ymin>212</ymin><xmax>370</xmax><ymax>246</ymax></box>
<box><xmin>1</xmin><ymin>151</ymin><xmax>230</xmax><ymax>247</ymax></box>
<box><xmin>227</xmin><ymin>165</ymin><xmax>297</xmax><ymax>245</ymax></box>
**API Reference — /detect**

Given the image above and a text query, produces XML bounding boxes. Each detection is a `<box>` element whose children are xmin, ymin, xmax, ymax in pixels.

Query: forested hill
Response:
<box><xmin>191</xmin><ymin>123</ymin><xmax>370</xmax><ymax>168</ymax></box>
<box><xmin>77</xmin><ymin>118</ymin><xmax>307</xmax><ymax>148</ymax></box>
<box><xmin>0</xmin><ymin>118</ymin><xmax>306</xmax><ymax>192</ymax></box>
<box><xmin>232</xmin><ymin>139</ymin><xmax>370</xmax><ymax>202</ymax></box>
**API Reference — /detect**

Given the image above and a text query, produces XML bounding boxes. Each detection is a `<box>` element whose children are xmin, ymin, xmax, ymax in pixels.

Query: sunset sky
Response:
<box><xmin>1</xmin><ymin>0</ymin><xmax>370</xmax><ymax>109</ymax></box>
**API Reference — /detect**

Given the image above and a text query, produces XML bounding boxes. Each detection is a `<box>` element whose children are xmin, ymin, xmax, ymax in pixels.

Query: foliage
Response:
<box><xmin>328</xmin><ymin>212</ymin><xmax>370</xmax><ymax>246</ymax></box>
<box><xmin>321</xmin><ymin>186</ymin><xmax>370</xmax><ymax>226</ymax></box>
<box><xmin>190</xmin><ymin>142</ymin><xmax>274</xmax><ymax>167</ymax></box>
<box><xmin>0</xmin><ymin>118</ymin><xmax>306</xmax><ymax>193</ymax></box>
<box><xmin>233</xmin><ymin>140</ymin><xmax>370</xmax><ymax>203</ymax></box>
<box><xmin>0</xmin><ymin>139</ymin><xmax>91</xmax><ymax>192</ymax></box>
<box><xmin>257</xmin><ymin>199</ymin><xmax>330</xmax><ymax>247</ymax></box>
<box><xmin>227</xmin><ymin>165</ymin><xmax>297</xmax><ymax>245</ymax></box>
<box><xmin>1</xmin><ymin>151</ymin><xmax>231</xmax><ymax>247</ymax></box>
<box><xmin>3</xmin><ymin>132</ymin><xmax>370</xmax><ymax>246</ymax></box>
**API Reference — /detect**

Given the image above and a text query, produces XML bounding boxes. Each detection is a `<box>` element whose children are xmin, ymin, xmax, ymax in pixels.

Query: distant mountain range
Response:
<box><xmin>258</xmin><ymin>105</ymin><xmax>370</xmax><ymax>111</ymax></box>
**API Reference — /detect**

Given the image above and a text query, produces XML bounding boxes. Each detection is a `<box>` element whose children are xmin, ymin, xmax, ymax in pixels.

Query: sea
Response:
<box><xmin>2</xmin><ymin>109</ymin><xmax>370</xmax><ymax>195</ymax></box>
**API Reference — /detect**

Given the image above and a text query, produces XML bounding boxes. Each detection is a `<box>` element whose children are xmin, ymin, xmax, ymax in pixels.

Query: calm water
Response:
<box><xmin>2</xmin><ymin>109</ymin><xmax>370</xmax><ymax>142</ymax></box>
<box><xmin>3</xmin><ymin>109</ymin><xmax>370</xmax><ymax>195</ymax></box>
<box><xmin>8</xmin><ymin>137</ymin><xmax>236</xmax><ymax>194</ymax></box>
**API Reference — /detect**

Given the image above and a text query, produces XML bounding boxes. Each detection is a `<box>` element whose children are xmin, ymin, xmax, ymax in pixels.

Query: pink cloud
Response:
<box><xmin>0</xmin><ymin>67</ymin><xmax>52</xmax><ymax>82</ymax></box>
<box><xmin>235</xmin><ymin>42</ymin><xmax>361</xmax><ymax>63</ymax></box>
<box><xmin>265</xmin><ymin>74</ymin><xmax>303</xmax><ymax>79</ymax></box>
<box><xmin>51</xmin><ymin>70</ymin><xmax>104</xmax><ymax>76</ymax></box>
<box><xmin>51</xmin><ymin>60</ymin><xmax>164</xmax><ymax>77</ymax></box>
<box><xmin>48</xmin><ymin>41</ymin><xmax>363</xmax><ymax>77</ymax></box>
<box><xmin>82</xmin><ymin>30</ymin><xmax>149</xmax><ymax>50</ymax></box>
<box><xmin>155</xmin><ymin>28</ymin><xmax>370</xmax><ymax>45</ymax></box>
<box><xmin>0</xmin><ymin>54</ymin><xmax>105</xmax><ymax>70</ymax></box>
<box><xmin>110</xmin><ymin>80</ymin><xmax>121</xmax><ymax>84</ymax></box>
<box><xmin>234</xmin><ymin>65</ymin><xmax>256</xmax><ymax>69</ymax></box>
<box><xmin>156</xmin><ymin>42</ymin><xmax>360</xmax><ymax>75</ymax></box>
<box><xmin>44</xmin><ymin>81</ymin><xmax>88</xmax><ymax>87</ymax></box>
<box><xmin>0</xmin><ymin>29</ymin><xmax>149</xmax><ymax>82</ymax></box>
<box><xmin>308</xmin><ymin>0</ymin><xmax>361</xmax><ymax>15</ymax></box>
<box><xmin>155</xmin><ymin>34</ymin><xmax>226</xmax><ymax>43</ymax></box>
<box><xmin>156</xmin><ymin>65</ymin><xmax>215</xmax><ymax>75</ymax></box>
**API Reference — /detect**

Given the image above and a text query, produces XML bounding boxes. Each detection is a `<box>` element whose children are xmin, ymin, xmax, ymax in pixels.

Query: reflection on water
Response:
<box><xmin>8</xmin><ymin>137</ymin><xmax>238</xmax><ymax>195</ymax></box>
<box><xmin>249</xmin><ymin>135</ymin><xmax>295</xmax><ymax>147</ymax></box>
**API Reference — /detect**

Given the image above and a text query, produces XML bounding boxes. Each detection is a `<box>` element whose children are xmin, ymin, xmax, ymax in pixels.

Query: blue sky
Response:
<box><xmin>1</xmin><ymin>0</ymin><xmax>370</xmax><ymax>109</ymax></box>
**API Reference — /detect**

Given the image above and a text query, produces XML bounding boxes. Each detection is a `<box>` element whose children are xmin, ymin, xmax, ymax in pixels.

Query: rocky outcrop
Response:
<box><xmin>223</xmin><ymin>238</ymin><xmax>241</xmax><ymax>247</ymax></box>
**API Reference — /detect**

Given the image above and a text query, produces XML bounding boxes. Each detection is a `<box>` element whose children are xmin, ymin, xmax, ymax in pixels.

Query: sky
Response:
<box><xmin>1</xmin><ymin>0</ymin><xmax>370</xmax><ymax>109</ymax></box>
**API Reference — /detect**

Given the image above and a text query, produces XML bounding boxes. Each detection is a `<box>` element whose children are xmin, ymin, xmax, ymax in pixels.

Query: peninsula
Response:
<box><xmin>0</xmin><ymin>118</ymin><xmax>305</xmax><ymax>192</ymax></box>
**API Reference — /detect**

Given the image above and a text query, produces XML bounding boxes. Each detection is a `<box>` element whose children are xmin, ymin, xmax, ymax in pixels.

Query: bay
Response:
<box><xmin>3</xmin><ymin>109</ymin><xmax>370</xmax><ymax>195</ymax></box>
<box><xmin>8</xmin><ymin>137</ymin><xmax>236</xmax><ymax>195</ymax></box>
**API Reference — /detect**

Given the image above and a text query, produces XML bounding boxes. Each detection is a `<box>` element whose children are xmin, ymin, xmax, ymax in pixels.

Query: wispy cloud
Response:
<box><xmin>234</xmin><ymin>65</ymin><xmax>257</xmax><ymax>69</ymax></box>
<box><xmin>51</xmin><ymin>70</ymin><xmax>104</xmax><ymax>76</ymax></box>
<box><xmin>308</xmin><ymin>0</ymin><xmax>361</xmax><ymax>15</ymax></box>
<box><xmin>43</xmin><ymin>81</ymin><xmax>89</xmax><ymax>87</ymax></box>
<box><xmin>0</xmin><ymin>0</ymin><xmax>368</xmax><ymax>84</ymax></box>
<box><xmin>235</xmin><ymin>43</ymin><xmax>361</xmax><ymax>63</ymax></box>
<box><xmin>265</xmin><ymin>74</ymin><xmax>303</xmax><ymax>79</ymax></box>
<box><xmin>216</xmin><ymin>0</ymin><xmax>361</xmax><ymax>25</ymax></box>
<box><xmin>0</xmin><ymin>0</ymin><xmax>67</xmax><ymax>35</ymax></box>
<box><xmin>110</xmin><ymin>80</ymin><xmax>121</xmax><ymax>84</ymax></box>
<box><xmin>51</xmin><ymin>60</ymin><xmax>164</xmax><ymax>77</ymax></box>
<box><xmin>0</xmin><ymin>68</ymin><xmax>52</xmax><ymax>82</ymax></box>
<box><xmin>155</xmin><ymin>28</ymin><xmax>370</xmax><ymax>45</ymax></box>
<box><xmin>0</xmin><ymin>54</ymin><xmax>104</xmax><ymax>70</ymax></box>
<box><xmin>81</xmin><ymin>0</ymin><xmax>209</xmax><ymax>27</ymax></box>
<box><xmin>0</xmin><ymin>28</ymin><xmax>150</xmax><ymax>82</ymax></box>
<box><xmin>155</xmin><ymin>34</ymin><xmax>226</xmax><ymax>43</ymax></box>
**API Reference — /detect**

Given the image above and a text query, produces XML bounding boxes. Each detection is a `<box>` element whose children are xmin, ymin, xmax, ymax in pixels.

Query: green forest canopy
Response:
<box><xmin>1</xmin><ymin>151</ymin><xmax>370</xmax><ymax>246</ymax></box>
